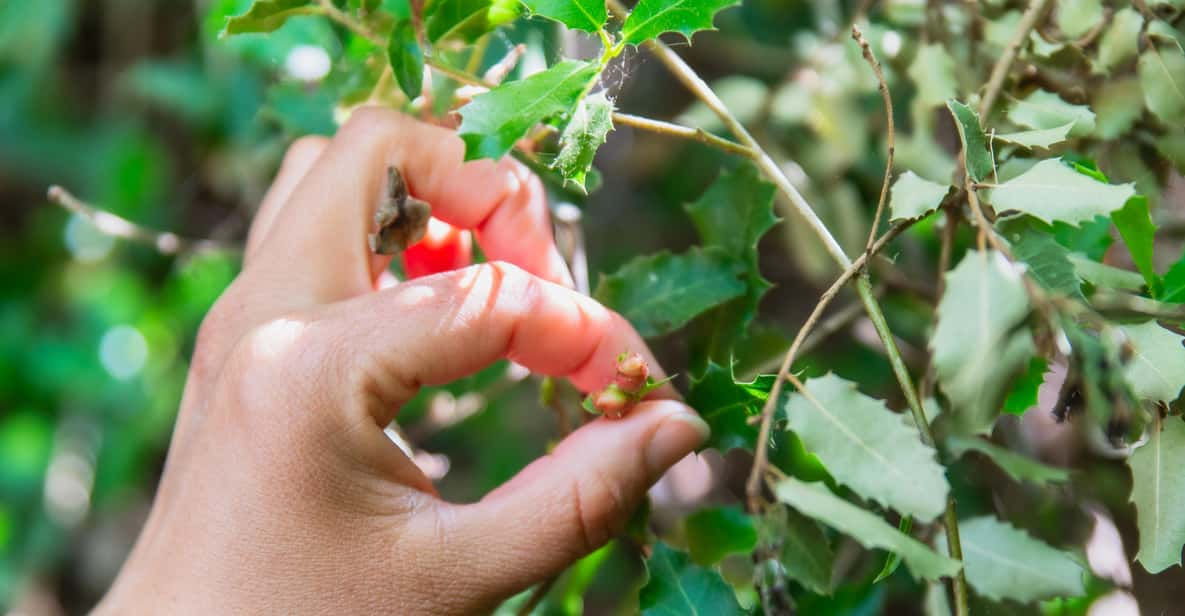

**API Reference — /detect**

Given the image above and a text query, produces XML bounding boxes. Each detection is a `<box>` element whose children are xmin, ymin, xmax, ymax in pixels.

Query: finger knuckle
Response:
<box><xmin>283</xmin><ymin>135</ymin><xmax>329</xmax><ymax>166</ymax></box>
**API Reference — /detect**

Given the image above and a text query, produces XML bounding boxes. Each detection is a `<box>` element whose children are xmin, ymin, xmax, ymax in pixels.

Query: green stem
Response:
<box><xmin>624</xmin><ymin>14</ymin><xmax>970</xmax><ymax>613</ymax></box>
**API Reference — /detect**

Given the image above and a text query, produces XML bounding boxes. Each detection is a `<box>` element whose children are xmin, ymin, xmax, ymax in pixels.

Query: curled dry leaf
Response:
<box><xmin>369</xmin><ymin>166</ymin><xmax>432</xmax><ymax>255</ymax></box>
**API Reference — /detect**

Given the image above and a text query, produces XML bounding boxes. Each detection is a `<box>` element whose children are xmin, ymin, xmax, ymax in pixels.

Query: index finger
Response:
<box><xmin>250</xmin><ymin>107</ymin><xmax>571</xmax><ymax>304</ymax></box>
<box><xmin>331</xmin><ymin>262</ymin><xmax>674</xmax><ymax>427</ymax></box>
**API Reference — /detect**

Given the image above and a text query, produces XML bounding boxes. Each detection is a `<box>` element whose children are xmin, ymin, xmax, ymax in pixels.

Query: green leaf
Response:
<box><xmin>783</xmin><ymin>374</ymin><xmax>949</xmax><ymax>522</ymax></box>
<box><xmin>986</xmin><ymin>159</ymin><xmax>1136</xmax><ymax>227</ymax></box>
<box><xmin>221</xmin><ymin>0</ymin><xmax>314</xmax><ymax>35</ymax></box>
<box><xmin>552</xmin><ymin>91</ymin><xmax>613</xmax><ymax>193</ymax></box>
<box><xmin>932</xmin><ymin>251</ymin><xmax>1034</xmax><ymax>435</ymax></box>
<box><xmin>1120</xmin><ymin>321</ymin><xmax>1185</xmax><ymax>403</ymax></box>
<box><xmin>946</xmin><ymin>436</ymin><xmax>1070</xmax><ymax>485</ymax></box>
<box><xmin>1158</xmin><ymin>128</ymin><xmax>1185</xmax><ymax>174</ymax></box>
<box><xmin>992</xmin><ymin>123</ymin><xmax>1074</xmax><ymax>150</ymax></box>
<box><xmin>1129</xmin><ymin>417</ymin><xmax>1185</xmax><ymax>573</ymax></box>
<box><xmin>761</xmin><ymin>506</ymin><xmax>834</xmax><ymax>595</ymax></box>
<box><xmin>1094</xmin><ymin>77</ymin><xmax>1145</xmax><ymax>139</ymax></box>
<box><xmin>1161</xmin><ymin>253</ymin><xmax>1185</xmax><ymax>303</ymax></box>
<box><xmin>947</xmin><ymin>100</ymin><xmax>993</xmax><ymax>182</ymax></box>
<box><xmin>595</xmin><ymin>248</ymin><xmax>746</xmax><ymax>338</ymax></box>
<box><xmin>425</xmin><ymin>0</ymin><xmax>520</xmax><ymax>43</ymax></box>
<box><xmin>1094</xmin><ymin>8</ymin><xmax>1142</xmax><ymax>75</ymax></box>
<box><xmin>1069</xmin><ymin>253</ymin><xmax>1146</xmax><ymax>292</ymax></box>
<box><xmin>1112</xmin><ymin>196</ymin><xmax>1157</xmax><ymax>290</ymax></box>
<box><xmin>685</xmin><ymin>361</ymin><xmax>774</xmax><ymax>452</ymax></box>
<box><xmin>638</xmin><ymin>543</ymin><xmax>745</xmax><ymax>616</ymax></box>
<box><xmin>386</xmin><ymin>20</ymin><xmax>423</xmax><ymax>99</ymax></box>
<box><xmin>873</xmin><ymin>517</ymin><xmax>912</xmax><ymax>583</ymax></box>
<box><xmin>954</xmin><ymin>516</ymin><xmax>1085</xmax><ymax>602</ymax></box>
<box><xmin>1139</xmin><ymin>43</ymin><xmax>1185</xmax><ymax>125</ymax></box>
<box><xmin>457</xmin><ymin>60</ymin><xmax>599</xmax><ymax>161</ymax></box>
<box><xmin>1002</xmin><ymin>357</ymin><xmax>1048</xmax><ymax>415</ymax></box>
<box><xmin>773</xmin><ymin>477</ymin><xmax>962</xmax><ymax>581</ymax></box>
<box><xmin>1056</xmin><ymin>0</ymin><xmax>1104</xmax><ymax>39</ymax></box>
<box><xmin>1006</xmin><ymin>90</ymin><xmax>1096</xmax><ymax>138</ymax></box>
<box><xmin>888</xmin><ymin>171</ymin><xmax>950</xmax><ymax>222</ymax></box>
<box><xmin>685</xmin><ymin>163</ymin><xmax>778</xmax><ymax>343</ymax></box>
<box><xmin>908</xmin><ymin>44</ymin><xmax>958</xmax><ymax>109</ymax></box>
<box><xmin>522</xmin><ymin>0</ymin><xmax>606</xmax><ymax>32</ymax></box>
<box><xmin>998</xmin><ymin>217</ymin><xmax>1084</xmax><ymax>299</ymax></box>
<box><xmin>685</xmin><ymin>506</ymin><xmax>757</xmax><ymax>565</ymax></box>
<box><xmin>621</xmin><ymin>0</ymin><xmax>740</xmax><ymax>46</ymax></box>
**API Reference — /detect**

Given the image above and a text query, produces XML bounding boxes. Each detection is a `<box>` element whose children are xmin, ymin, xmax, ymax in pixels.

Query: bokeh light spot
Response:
<box><xmin>99</xmin><ymin>325</ymin><xmax>149</xmax><ymax>380</ymax></box>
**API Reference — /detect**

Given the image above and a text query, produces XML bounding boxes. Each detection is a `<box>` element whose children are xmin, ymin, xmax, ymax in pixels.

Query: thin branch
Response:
<box><xmin>745</xmin><ymin>220</ymin><xmax>913</xmax><ymax>512</ymax></box>
<box><xmin>316</xmin><ymin>0</ymin><xmax>384</xmax><ymax>46</ymax></box>
<box><xmin>634</xmin><ymin>34</ymin><xmax>851</xmax><ymax>267</ymax></box>
<box><xmin>851</xmin><ymin>25</ymin><xmax>895</xmax><ymax>254</ymax></box>
<box><xmin>611</xmin><ymin>113</ymin><xmax>753</xmax><ymax>158</ymax></box>
<box><xmin>47</xmin><ymin>186</ymin><xmax>238</xmax><ymax>256</ymax></box>
<box><xmin>979</xmin><ymin>0</ymin><xmax>1053</xmax><ymax>118</ymax></box>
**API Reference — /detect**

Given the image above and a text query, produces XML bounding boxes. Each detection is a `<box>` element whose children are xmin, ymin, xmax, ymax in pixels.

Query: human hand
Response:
<box><xmin>95</xmin><ymin>108</ymin><xmax>709</xmax><ymax>615</ymax></box>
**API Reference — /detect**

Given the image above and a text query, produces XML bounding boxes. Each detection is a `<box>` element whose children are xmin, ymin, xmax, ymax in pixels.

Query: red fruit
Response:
<box><xmin>402</xmin><ymin>217</ymin><xmax>473</xmax><ymax>278</ymax></box>
<box><xmin>592</xmin><ymin>384</ymin><xmax>631</xmax><ymax>419</ymax></box>
<box><xmin>614</xmin><ymin>351</ymin><xmax>649</xmax><ymax>393</ymax></box>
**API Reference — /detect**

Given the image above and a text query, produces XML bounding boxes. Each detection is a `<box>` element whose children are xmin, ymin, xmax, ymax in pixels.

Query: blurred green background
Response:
<box><xmin>0</xmin><ymin>1</ymin><xmax>837</xmax><ymax>611</ymax></box>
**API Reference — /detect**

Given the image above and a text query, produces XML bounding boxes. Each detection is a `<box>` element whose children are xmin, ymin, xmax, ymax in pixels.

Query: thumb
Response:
<box><xmin>422</xmin><ymin>400</ymin><xmax>709</xmax><ymax>598</ymax></box>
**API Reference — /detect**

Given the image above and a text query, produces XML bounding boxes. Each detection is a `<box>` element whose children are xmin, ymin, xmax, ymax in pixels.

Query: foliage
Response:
<box><xmin>6</xmin><ymin>0</ymin><xmax>1185</xmax><ymax>613</ymax></box>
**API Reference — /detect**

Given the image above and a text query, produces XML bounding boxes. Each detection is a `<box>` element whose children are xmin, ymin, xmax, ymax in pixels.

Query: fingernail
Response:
<box><xmin>646</xmin><ymin>403</ymin><xmax>711</xmax><ymax>475</ymax></box>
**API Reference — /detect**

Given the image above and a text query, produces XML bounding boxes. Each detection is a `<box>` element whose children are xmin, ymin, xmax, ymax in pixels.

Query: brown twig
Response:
<box><xmin>47</xmin><ymin>186</ymin><xmax>237</xmax><ymax>256</ymax></box>
<box><xmin>852</xmin><ymin>25</ymin><xmax>895</xmax><ymax>254</ymax></box>
<box><xmin>979</xmin><ymin>0</ymin><xmax>1053</xmax><ymax>119</ymax></box>
<box><xmin>745</xmin><ymin>220</ymin><xmax>914</xmax><ymax>512</ymax></box>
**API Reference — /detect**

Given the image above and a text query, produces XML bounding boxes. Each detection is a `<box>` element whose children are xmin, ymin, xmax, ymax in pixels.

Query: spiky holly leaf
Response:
<box><xmin>621</xmin><ymin>0</ymin><xmax>740</xmax><ymax>46</ymax></box>
<box><xmin>685</xmin><ymin>361</ymin><xmax>774</xmax><ymax>452</ymax></box>
<box><xmin>1112</xmin><ymin>196</ymin><xmax>1158</xmax><ymax>290</ymax></box>
<box><xmin>773</xmin><ymin>477</ymin><xmax>962</xmax><ymax>581</ymax></box>
<box><xmin>595</xmin><ymin>248</ymin><xmax>746</xmax><ymax>338</ymax></box>
<box><xmin>386</xmin><ymin>20</ymin><xmax>423</xmax><ymax>99</ymax></box>
<box><xmin>1006</xmin><ymin>90</ymin><xmax>1096</xmax><ymax>138</ymax></box>
<box><xmin>993</xmin><ymin>123</ymin><xmax>1074</xmax><ymax>150</ymax></box>
<box><xmin>458</xmin><ymin>60</ymin><xmax>599</xmax><ymax>161</ymax></box>
<box><xmin>424</xmin><ymin>0</ymin><xmax>520</xmax><ymax>43</ymax></box>
<box><xmin>552</xmin><ymin>91</ymin><xmax>613</xmax><ymax>193</ymax></box>
<box><xmin>987</xmin><ymin>159</ymin><xmax>1135</xmax><ymax>227</ymax></box>
<box><xmin>1160</xmin><ymin>252</ymin><xmax>1185</xmax><ymax>303</ymax></box>
<box><xmin>638</xmin><ymin>543</ymin><xmax>745</xmax><ymax>616</ymax></box>
<box><xmin>1129</xmin><ymin>417</ymin><xmax>1185</xmax><ymax>573</ymax></box>
<box><xmin>947</xmin><ymin>100</ymin><xmax>994</xmax><ymax>182</ymax></box>
<box><xmin>888</xmin><ymin>171</ymin><xmax>950</xmax><ymax>223</ymax></box>
<box><xmin>783</xmin><ymin>374</ymin><xmax>949</xmax><ymax>522</ymax></box>
<box><xmin>952</xmin><ymin>516</ymin><xmax>1085</xmax><ymax>603</ymax></box>
<box><xmin>1120</xmin><ymin>321</ymin><xmax>1185</xmax><ymax>403</ymax></box>
<box><xmin>1139</xmin><ymin>43</ymin><xmax>1185</xmax><ymax>125</ymax></box>
<box><xmin>997</xmin><ymin>216</ymin><xmax>1084</xmax><ymax>299</ymax></box>
<box><xmin>932</xmin><ymin>251</ymin><xmax>1034</xmax><ymax>435</ymax></box>
<box><xmin>1002</xmin><ymin>357</ymin><xmax>1048</xmax><ymax>415</ymax></box>
<box><xmin>684</xmin><ymin>163</ymin><xmax>778</xmax><ymax>345</ymax></box>
<box><xmin>946</xmin><ymin>436</ymin><xmax>1070</xmax><ymax>485</ymax></box>
<box><xmin>522</xmin><ymin>0</ymin><xmax>607</xmax><ymax>32</ymax></box>
<box><xmin>685</xmin><ymin>506</ymin><xmax>757</xmax><ymax>565</ymax></box>
<box><xmin>760</xmin><ymin>506</ymin><xmax>834</xmax><ymax>596</ymax></box>
<box><xmin>221</xmin><ymin>0</ymin><xmax>314</xmax><ymax>35</ymax></box>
